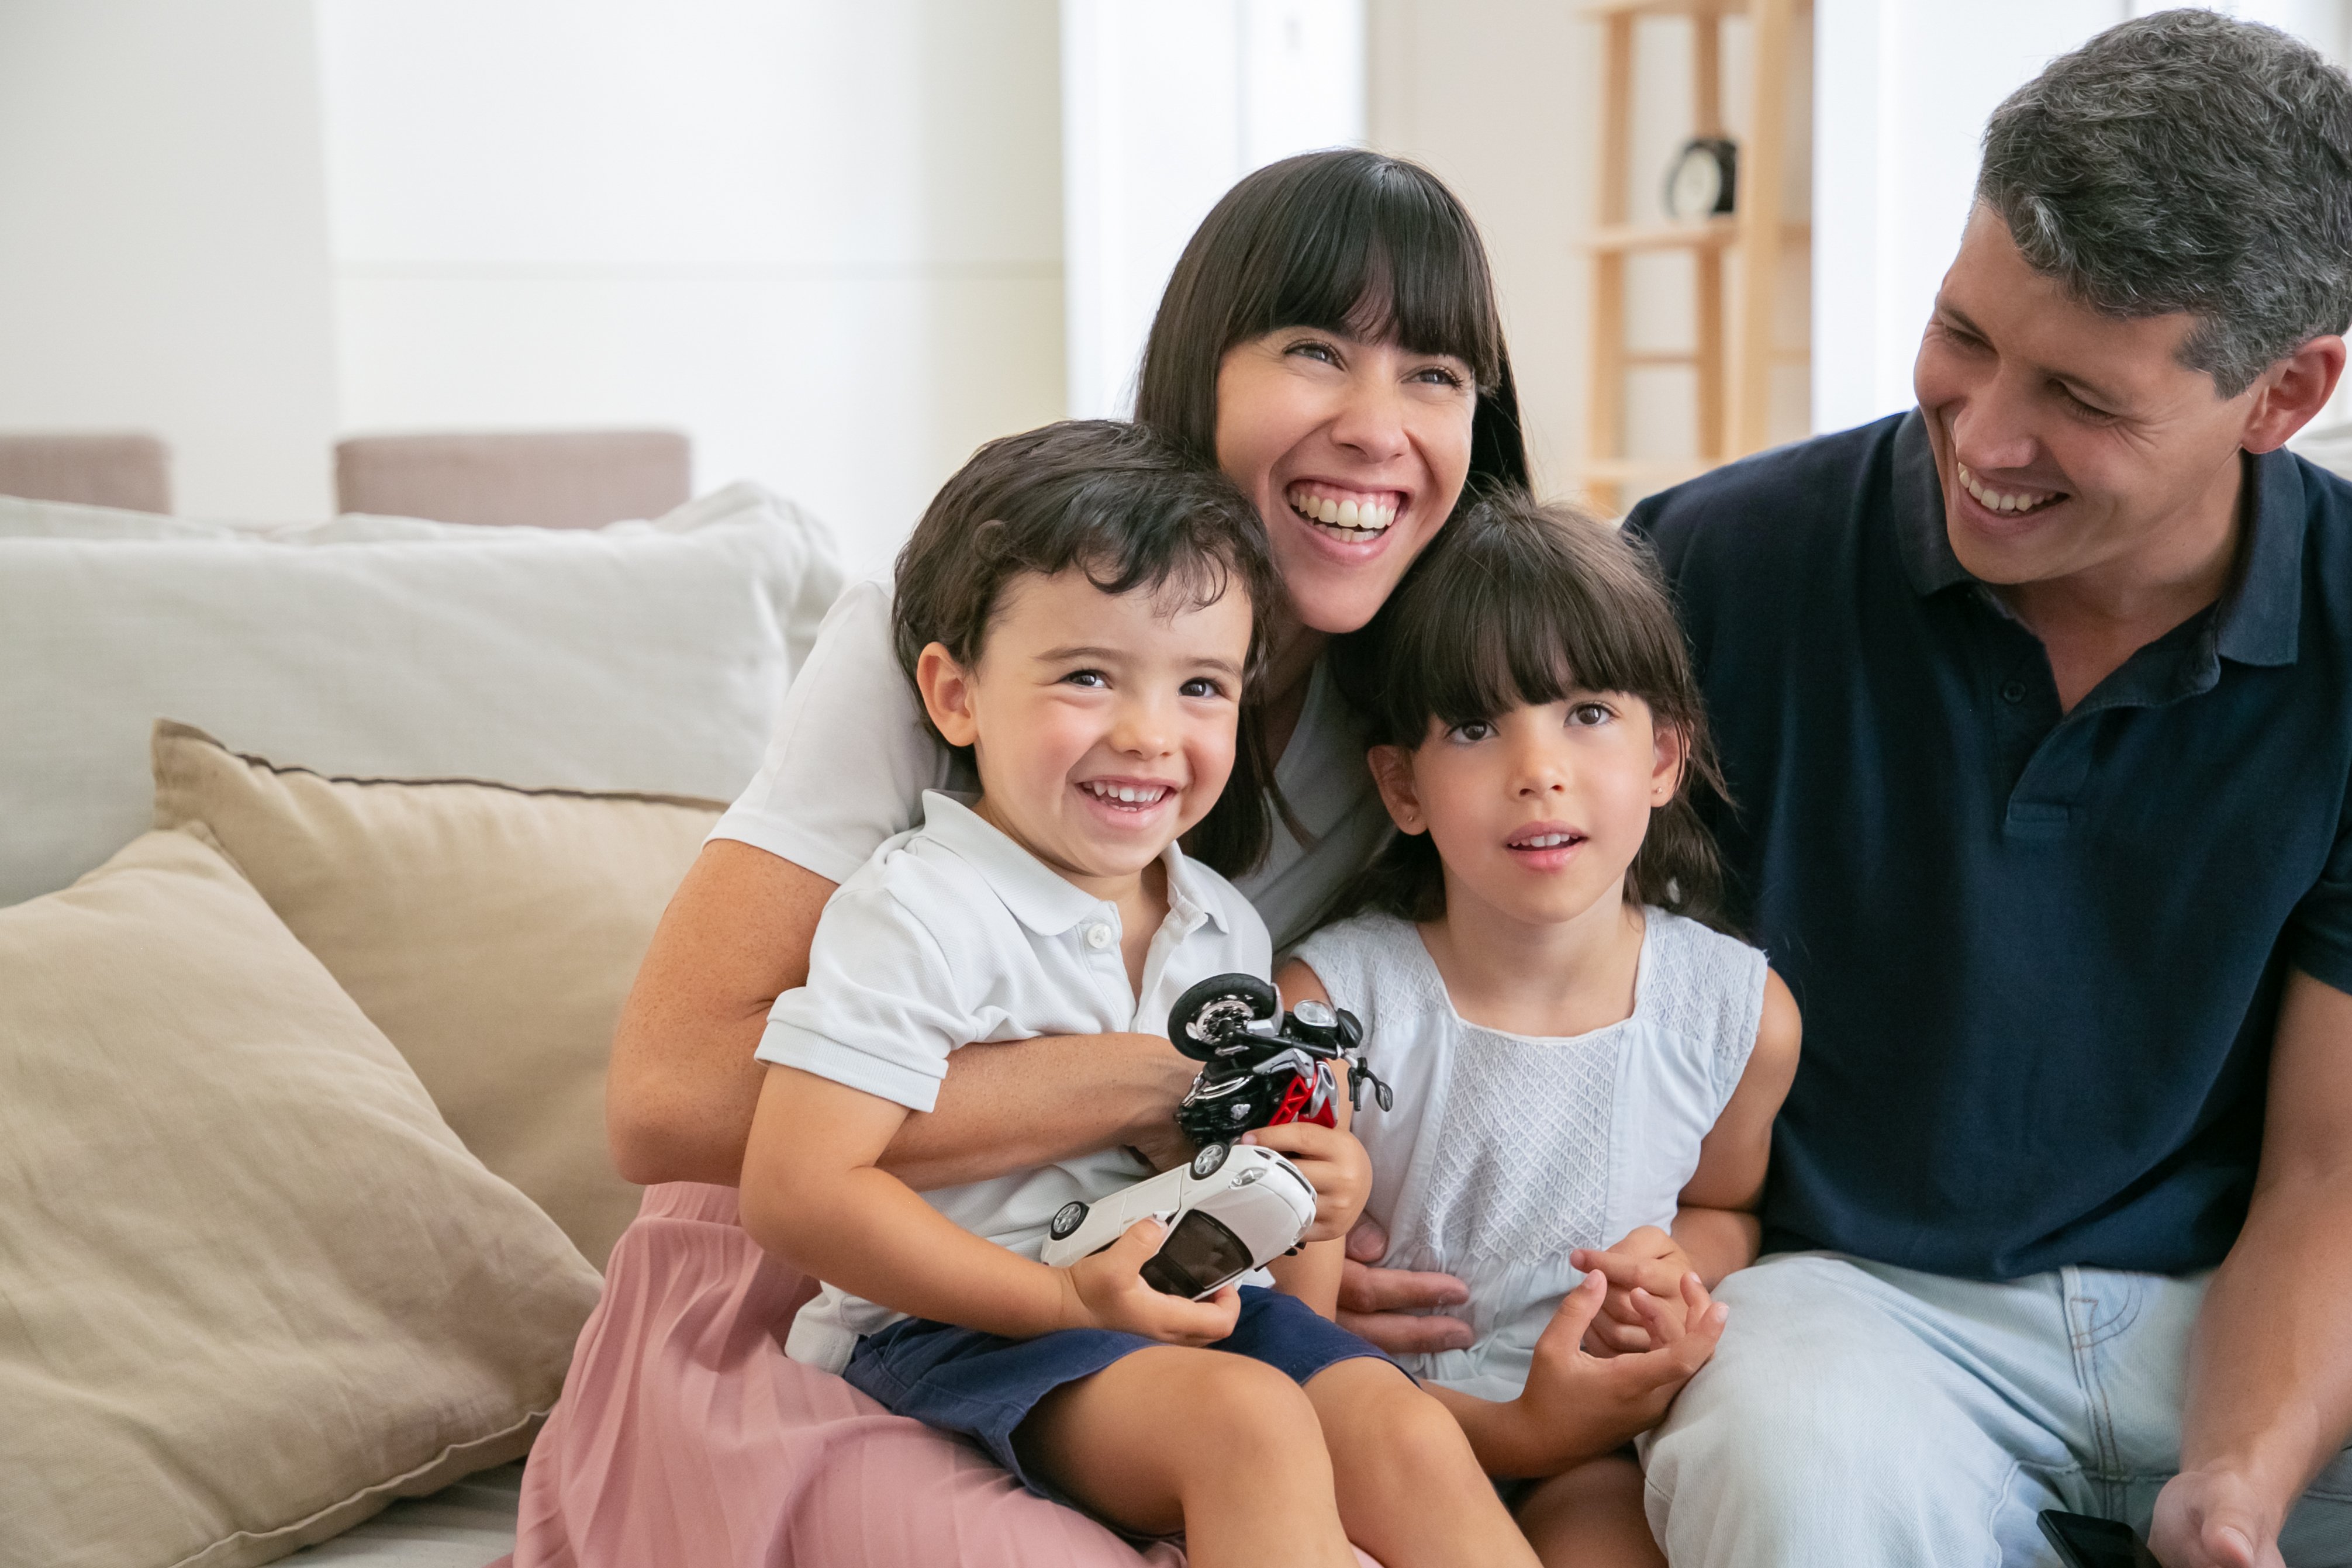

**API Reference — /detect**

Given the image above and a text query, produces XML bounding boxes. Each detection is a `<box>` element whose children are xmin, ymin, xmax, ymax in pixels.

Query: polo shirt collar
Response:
<box><xmin>1889</xmin><ymin>407</ymin><xmax>2304</xmax><ymax>668</ymax></box>
<box><xmin>916</xmin><ymin>790</ymin><xmax>1232</xmax><ymax>937</ymax></box>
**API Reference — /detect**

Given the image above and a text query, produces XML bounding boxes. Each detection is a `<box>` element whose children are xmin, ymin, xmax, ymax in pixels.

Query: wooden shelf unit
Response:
<box><xmin>1582</xmin><ymin>0</ymin><xmax>1810</xmax><ymax>513</ymax></box>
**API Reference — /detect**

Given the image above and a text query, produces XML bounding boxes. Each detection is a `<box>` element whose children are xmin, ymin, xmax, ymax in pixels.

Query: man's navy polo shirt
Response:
<box><xmin>1628</xmin><ymin>410</ymin><xmax>2352</xmax><ymax>1280</ymax></box>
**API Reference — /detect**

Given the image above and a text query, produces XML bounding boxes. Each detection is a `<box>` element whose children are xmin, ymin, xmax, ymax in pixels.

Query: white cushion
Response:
<box><xmin>0</xmin><ymin>482</ymin><xmax>842</xmax><ymax>906</ymax></box>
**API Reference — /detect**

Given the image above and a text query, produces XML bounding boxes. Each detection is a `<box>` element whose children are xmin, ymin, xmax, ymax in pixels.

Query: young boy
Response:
<box><xmin>738</xmin><ymin>422</ymin><xmax>1539</xmax><ymax>1568</ymax></box>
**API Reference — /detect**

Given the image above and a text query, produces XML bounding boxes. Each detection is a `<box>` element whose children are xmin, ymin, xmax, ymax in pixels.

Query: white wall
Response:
<box><xmin>316</xmin><ymin>0</ymin><xmax>1068</xmax><ymax>578</ymax></box>
<box><xmin>0</xmin><ymin>0</ymin><xmax>340</xmax><ymax>519</ymax></box>
<box><xmin>1059</xmin><ymin>0</ymin><xmax>1366</xmax><ymax>420</ymax></box>
<box><xmin>1812</xmin><ymin>0</ymin><xmax>2352</xmax><ymax>437</ymax></box>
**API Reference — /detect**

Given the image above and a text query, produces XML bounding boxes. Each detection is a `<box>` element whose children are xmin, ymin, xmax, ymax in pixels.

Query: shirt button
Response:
<box><xmin>1084</xmin><ymin>923</ymin><xmax>1113</xmax><ymax>951</ymax></box>
<box><xmin>2001</xmin><ymin>680</ymin><xmax>2028</xmax><ymax>704</ymax></box>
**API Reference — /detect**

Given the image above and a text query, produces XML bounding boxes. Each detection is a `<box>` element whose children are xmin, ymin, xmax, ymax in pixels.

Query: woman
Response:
<box><xmin>512</xmin><ymin>150</ymin><xmax>1528</xmax><ymax>1568</ymax></box>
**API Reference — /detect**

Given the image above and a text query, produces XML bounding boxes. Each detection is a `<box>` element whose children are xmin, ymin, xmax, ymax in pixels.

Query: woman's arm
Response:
<box><xmin>740</xmin><ymin>1065</ymin><xmax>1237</xmax><ymax>1345</ymax></box>
<box><xmin>607</xmin><ymin>839</ymin><xmax>1201</xmax><ymax>1189</ymax></box>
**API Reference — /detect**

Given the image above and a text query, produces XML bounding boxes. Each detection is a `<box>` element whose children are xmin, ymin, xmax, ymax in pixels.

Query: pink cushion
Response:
<box><xmin>512</xmin><ymin>1183</ymin><xmax>1228</xmax><ymax>1566</ymax></box>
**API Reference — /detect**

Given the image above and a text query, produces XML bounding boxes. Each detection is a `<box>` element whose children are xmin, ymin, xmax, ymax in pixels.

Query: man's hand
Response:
<box><xmin>1335</xmin><ymin>1216</ymin><xmax>1474</xmax><ymax>1354</ymax></box>
<box><xmin>1570</xmin><ymin>1225</ymin><xmax>1704</xmax><ymax>1355</ymax></box>
<box><xmin>2151</xmin><ymin>1466</ymin><xmax>2285</xmax><ymax>1568</ymax></box>
<box><xmin>1060</xmin><ymin>1218</ymin><xmax>1242</xmax><ymax>1344</ymax></box>
<box><xmin>1500</xmin><ymin>1269</ymin><xmax>1727</xmax><ymax>1476</ymax></box>
<box><xmin>1243</xmin><ymin>1123</ymin><xmax>1369</xmax><ymax>1242</ymax></box>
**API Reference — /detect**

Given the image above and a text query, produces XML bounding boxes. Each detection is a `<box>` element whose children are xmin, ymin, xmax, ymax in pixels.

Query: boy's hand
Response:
<box><xmin>1569</xmin><ymin>1225</ymin><xmax>1704</xmax><ymax>1355</ymax></box>
<box><xmin>1503</xmin><ymin>1270</ymin><xmax>1726</xmax><ymax>1475</ymax></box>
<box><xmin>1242</xmin><ymin>1123</ymin><xmax>1371</xmax><ymax>1242</ymax></box>
<box><xmin>1059</xmin><ymin>1218</ymin><xmax>1241</xmax><ymax>1345</ymax></box>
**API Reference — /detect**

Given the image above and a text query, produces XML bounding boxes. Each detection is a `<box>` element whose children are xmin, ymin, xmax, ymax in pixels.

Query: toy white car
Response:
<box><xmin>1038</xmin><ymin>1141</ymin><xmax>1318</xmax><ymax>1299</ymax></box>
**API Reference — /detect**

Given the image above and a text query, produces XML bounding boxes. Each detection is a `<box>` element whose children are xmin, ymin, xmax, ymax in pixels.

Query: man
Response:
<box><xmin>1341</xmin><ymin>13</ymin><xmax>2352</xmax><ymax>1564</ymax></box>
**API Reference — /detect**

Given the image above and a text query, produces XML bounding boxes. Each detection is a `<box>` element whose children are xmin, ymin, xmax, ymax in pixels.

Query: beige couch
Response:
<box><xmin>0</xmin><ymin>485</ymin><xmax>841</xmax><ymax>1568</ymax></box>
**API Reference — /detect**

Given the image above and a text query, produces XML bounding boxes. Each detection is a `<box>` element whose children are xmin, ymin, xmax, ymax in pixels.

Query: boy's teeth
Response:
<box><xmin>1086</xmin><ymin>782</ymin><xmax>1167</xmax><ymax>804</ymax></box>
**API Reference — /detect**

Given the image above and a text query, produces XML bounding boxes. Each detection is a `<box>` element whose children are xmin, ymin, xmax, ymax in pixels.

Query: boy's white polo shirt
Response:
<box><xmin>759</xmin><ymin>790</ymin><xmax>1272</xmax><ymax>1372</ymax></box>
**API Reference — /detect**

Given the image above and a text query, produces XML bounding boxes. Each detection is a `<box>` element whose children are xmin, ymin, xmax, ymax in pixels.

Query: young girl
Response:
<box><xmin>1284</xmin><ymin>492</ymin><xmax>1802</xmax><ymax>1567</ymax></box>
<box><xmin>738</xmin><ymin>422</ymin><xmax>1544</xmax><ymax>1568</ymax></box>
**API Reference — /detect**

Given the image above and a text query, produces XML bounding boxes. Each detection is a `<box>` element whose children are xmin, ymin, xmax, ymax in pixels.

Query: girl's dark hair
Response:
<box><xmin>892</xmin><ymin>420</ymin><xmax>1280</xmax><ymax>876</ymax></box>
<box><xmin>1135</xmin><ymin>149</ymin><xmax>1531</xmax><ymax>498</ymax></box>
<box><xmin>1329</xmin><ymin>491</ymin><xmax>1731</xmax><ymax>930</ymax></box>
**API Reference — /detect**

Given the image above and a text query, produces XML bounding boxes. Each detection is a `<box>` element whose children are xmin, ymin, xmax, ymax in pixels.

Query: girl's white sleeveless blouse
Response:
<box><xmin>1293</xmin><ymin>909</ymin><xmax>1766</xmax><ymax>1404</ymax></box>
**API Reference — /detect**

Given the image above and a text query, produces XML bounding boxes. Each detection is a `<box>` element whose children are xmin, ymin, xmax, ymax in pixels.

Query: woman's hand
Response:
<box><xmin>1569</xmin><ymin>1225</ymin><xmax>1704</xmax><ymax>1355</ymax></box>
<box><xmin>1242</xmin><ymin>1123</ymin><xmax>1370</xmax><ymax>1242</ymax></box>
<box><xmin>1335</xmin><ymin>1215</ymin><xmax>1476</xmax><ymax>1354</ymax></box>
<box><xmin>1060</xmin><ymin>1218</ymin><xmax>1242</xmax><ymax>1345</ymax></box>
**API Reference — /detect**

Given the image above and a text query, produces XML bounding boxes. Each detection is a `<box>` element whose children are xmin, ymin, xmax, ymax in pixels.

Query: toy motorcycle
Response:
<box><xmin>1167</xmin><ymin>973</ymin><xmax>1392</xmax><ymax>1148</ymax></box>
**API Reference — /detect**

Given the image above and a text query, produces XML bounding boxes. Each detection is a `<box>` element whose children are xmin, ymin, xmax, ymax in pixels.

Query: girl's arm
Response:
<box><xmin>740</xmin><ymin>1063</ymin><xmax>1238</xmax><ymax>1344</ymax></box>
<box><xmin>1573</xmin><ymin>967</ymin><xmax>1802</xmax><ymax>1351</ymax></box>
<box><xmin>607</xmin><ymin>841</ymin><xmax>1199</xmax><ymax>1189</ymax></box>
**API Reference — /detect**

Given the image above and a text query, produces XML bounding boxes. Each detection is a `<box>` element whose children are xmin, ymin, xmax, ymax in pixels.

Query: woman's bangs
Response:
<box><xmin>1244</xmin><ymin>162</ymin><xmax>1504</xmax><ymax>388</ymax></box>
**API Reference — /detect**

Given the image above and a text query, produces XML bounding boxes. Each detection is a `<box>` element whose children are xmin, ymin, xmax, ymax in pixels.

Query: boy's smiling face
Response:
<box><xmin>916</xmin><ymin>567</ymin><xmax>1253</xmax><ymax>896</ymax></box>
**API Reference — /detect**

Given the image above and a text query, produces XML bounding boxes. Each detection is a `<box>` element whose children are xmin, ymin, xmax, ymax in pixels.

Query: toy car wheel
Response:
<box><xmin>1190</xmin><ymin>1142</ymin><xmax>1230</xmax><ymax>1179</ymax></box>
<box><xmin>1048</xmin><ymin>1200</ymin><xmax>1089</xmax><ymax>1241</ymax></box>
<box><xmin>1169</xmin><ymin>973</ymin><xmax>1280</xmax><ymax>1061</ymax></box>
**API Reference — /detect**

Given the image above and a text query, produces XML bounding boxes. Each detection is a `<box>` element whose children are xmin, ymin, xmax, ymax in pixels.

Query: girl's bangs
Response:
<box><xmin>1239</xmin><ymin>160</ymin><xmax>1505</xmax><ymax>388</ymax></box>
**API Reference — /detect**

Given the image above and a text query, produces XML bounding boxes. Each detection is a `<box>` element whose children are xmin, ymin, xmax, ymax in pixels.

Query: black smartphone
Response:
<box><xmin>2039</xmin><ymin>1509</ymin><xmax>2159</xmax><ymax>1568</ymax></box>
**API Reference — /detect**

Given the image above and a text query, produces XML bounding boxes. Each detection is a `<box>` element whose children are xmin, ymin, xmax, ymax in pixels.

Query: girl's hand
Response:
<box><xmin>1570</xmin><ymin>1225</ymin><xmax>1704</xmax><ymax>1355</ymax></box>
<box><xmin>1242</xmin><ymin>1123</ymin><xmax>1372</xmax><ymax>1242</ymax></box>
<box><xmin>1503</xmin><ymin>1270</ymin><xmax>1726</xmax><ymax>1475</ymax></box>
<box><xmin>1059</xmin><ymin>1218</ymin><xmax>1241</xmax><ymax>1345</ymax></box>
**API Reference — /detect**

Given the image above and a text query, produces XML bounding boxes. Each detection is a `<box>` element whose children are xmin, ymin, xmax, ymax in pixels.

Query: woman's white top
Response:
<box><xmin>759</xmin><ymin>793</ymin><xmax>1270</xmax><ymax>1374</ymax></box>
<box><xmin>1292</xmin><ymin>909</ymin><xmax>1766</xmax><ymax>1405</ymax></box>
<box><xmin>710</xmin><ymin>576</ymin><xmax>1391</xmax><ymax>950</ymax></box>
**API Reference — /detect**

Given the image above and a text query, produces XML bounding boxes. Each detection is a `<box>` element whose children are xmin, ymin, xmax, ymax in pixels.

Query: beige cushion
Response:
<box><xmin>0</xmin><ymin>827</ymin><xmax>602</xmax><ymax>1568</ymax></box>
<box><xmin>151</xmin><ymin>720</ymin><xmax>722</xmax><ymax>1267</ymax></box>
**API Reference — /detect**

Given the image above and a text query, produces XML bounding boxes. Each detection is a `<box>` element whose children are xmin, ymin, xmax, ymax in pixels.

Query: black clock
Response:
<box><xmin>1664</xmin><ymin>136</ymin><xmax>1739</xmax><ymax>220</ymax></box>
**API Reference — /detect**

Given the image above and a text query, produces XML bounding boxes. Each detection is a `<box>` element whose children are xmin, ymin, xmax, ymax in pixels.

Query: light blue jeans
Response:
<box><xmin>1642</xmin><ymin>1252</ymin><xmax>2352</xmax><ymax>1566</ymax></box>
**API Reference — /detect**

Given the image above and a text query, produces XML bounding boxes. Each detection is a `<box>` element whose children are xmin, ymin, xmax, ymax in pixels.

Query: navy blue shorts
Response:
<box><xmin>842</xmin><ymin>1286</ymin><xmax>1396</xmax><ymax>1500</ymax></box>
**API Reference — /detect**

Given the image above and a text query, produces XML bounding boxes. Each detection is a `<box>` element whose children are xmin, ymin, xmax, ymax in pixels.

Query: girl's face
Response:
<box><xmin>1214</xmin><ymin>326</ymin><xmax>1478</xmax><ymax>636</ymax></box>
<box><xmin>1369</xmin><ymin>695</ymin><xmax>1686</xmax><ymax>932</ymax></box>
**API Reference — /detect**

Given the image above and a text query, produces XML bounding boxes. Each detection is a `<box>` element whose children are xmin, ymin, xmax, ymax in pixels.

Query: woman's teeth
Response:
<box><xmin>1287</xmin><ymin>485</ymin><xmax>1396</xmax><ymax>540</ymax></box>
<box><xmin>1956</xmin><ymin>461</ymin><xmax>2063</xmax><ymax>516</ymax></box>
<box><xmin>1083</xmin><ymin>782</ymin><xmax>1169</xmax><ymax>806</ymax></box>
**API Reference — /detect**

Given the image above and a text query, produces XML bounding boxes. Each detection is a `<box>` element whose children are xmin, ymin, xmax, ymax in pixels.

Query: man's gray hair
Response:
<box><xmin>1979</xmin><ymin>9</ymin><xmax>2352</xmax><ymax>398</ymax></box>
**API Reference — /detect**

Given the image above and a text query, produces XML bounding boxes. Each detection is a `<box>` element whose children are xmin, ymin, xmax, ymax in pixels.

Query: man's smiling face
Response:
<box><xmin>1912</xmin><ymin>204</ymin><xmax>2261</xmax><ymax>591</ymax></box>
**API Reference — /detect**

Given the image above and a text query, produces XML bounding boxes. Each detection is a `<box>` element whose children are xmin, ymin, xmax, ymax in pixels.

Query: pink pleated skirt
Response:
<box><xmin>506</xmin><ymin>1183</ymin><xmax>1387</xmax><ymax>1567</ymax></box>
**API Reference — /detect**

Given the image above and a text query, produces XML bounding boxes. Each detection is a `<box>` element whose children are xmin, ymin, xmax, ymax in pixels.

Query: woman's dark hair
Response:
<box><xmin>1135</xmin><ymin>149</ymin><xmax>1531</xmax><ymax>497</ymax></box>
<box><xmin>1329</xmin><ymin>491</ymin><xmax>1730</xmax><ymax>930</ymax></box>
<box><xmin>892</xmin><ymin>420</ymin><xmax>1281</xmax><ymax>876</ymax></box>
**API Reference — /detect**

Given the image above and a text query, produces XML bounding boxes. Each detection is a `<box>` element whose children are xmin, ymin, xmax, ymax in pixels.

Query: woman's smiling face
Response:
<box><xmin>1213</xmin><ymin>326</ymin><xmax>1479</xmax><ymax>636</ymax></box>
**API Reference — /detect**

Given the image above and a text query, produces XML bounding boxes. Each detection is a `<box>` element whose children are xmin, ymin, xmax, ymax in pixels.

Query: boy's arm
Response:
<box><xmin>740</xmin><ymin>1063</ymin><xmax>1239</xmax><ymax>1344</ymax></box>
<box><xmin>1256</xmin><ymin>957</ymin><xmax>1374</xmax><ymax>1320</ymax></box>
<box><xmin>1574</xmin><ymin>968</ymin><xmax>1800</xmax><ymax>1352</ymax></box>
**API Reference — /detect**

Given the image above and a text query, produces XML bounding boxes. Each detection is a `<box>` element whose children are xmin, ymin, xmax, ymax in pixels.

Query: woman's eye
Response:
<box><xmin>1286</xmin><ymin>339</ymin><xmax>1341</xmax><ymax>366</ymax></box>
<box><xmin>1063</xmin><ymin>669</ymin><xmax>1108</xmax><ymax>688</ymax></box>
<box><xmin>1411</xmin><ymin>362</ymin><xmax>1469</xmax><ymax>390</ymax></box>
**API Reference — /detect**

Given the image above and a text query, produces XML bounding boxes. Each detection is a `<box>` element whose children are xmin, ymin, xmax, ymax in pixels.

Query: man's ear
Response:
<box><xmin>2241</xmin><ymin>334</ymin><xmax>2347</xmax><ymax>455</ymax></box>
<box><xmin>915</xmin><ymin>643</ymin><xmax>982</xmax><ymax>750</ymax></box>
<box><xmin>1366</xmin><ymin>745</ymin><xmax>1428</xmax><ymax>834</ymax></box>
<box><xmin>1651</xmin><ymin>719</ymin><xmax>1689</xmax><ymax>807</ymax></box>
